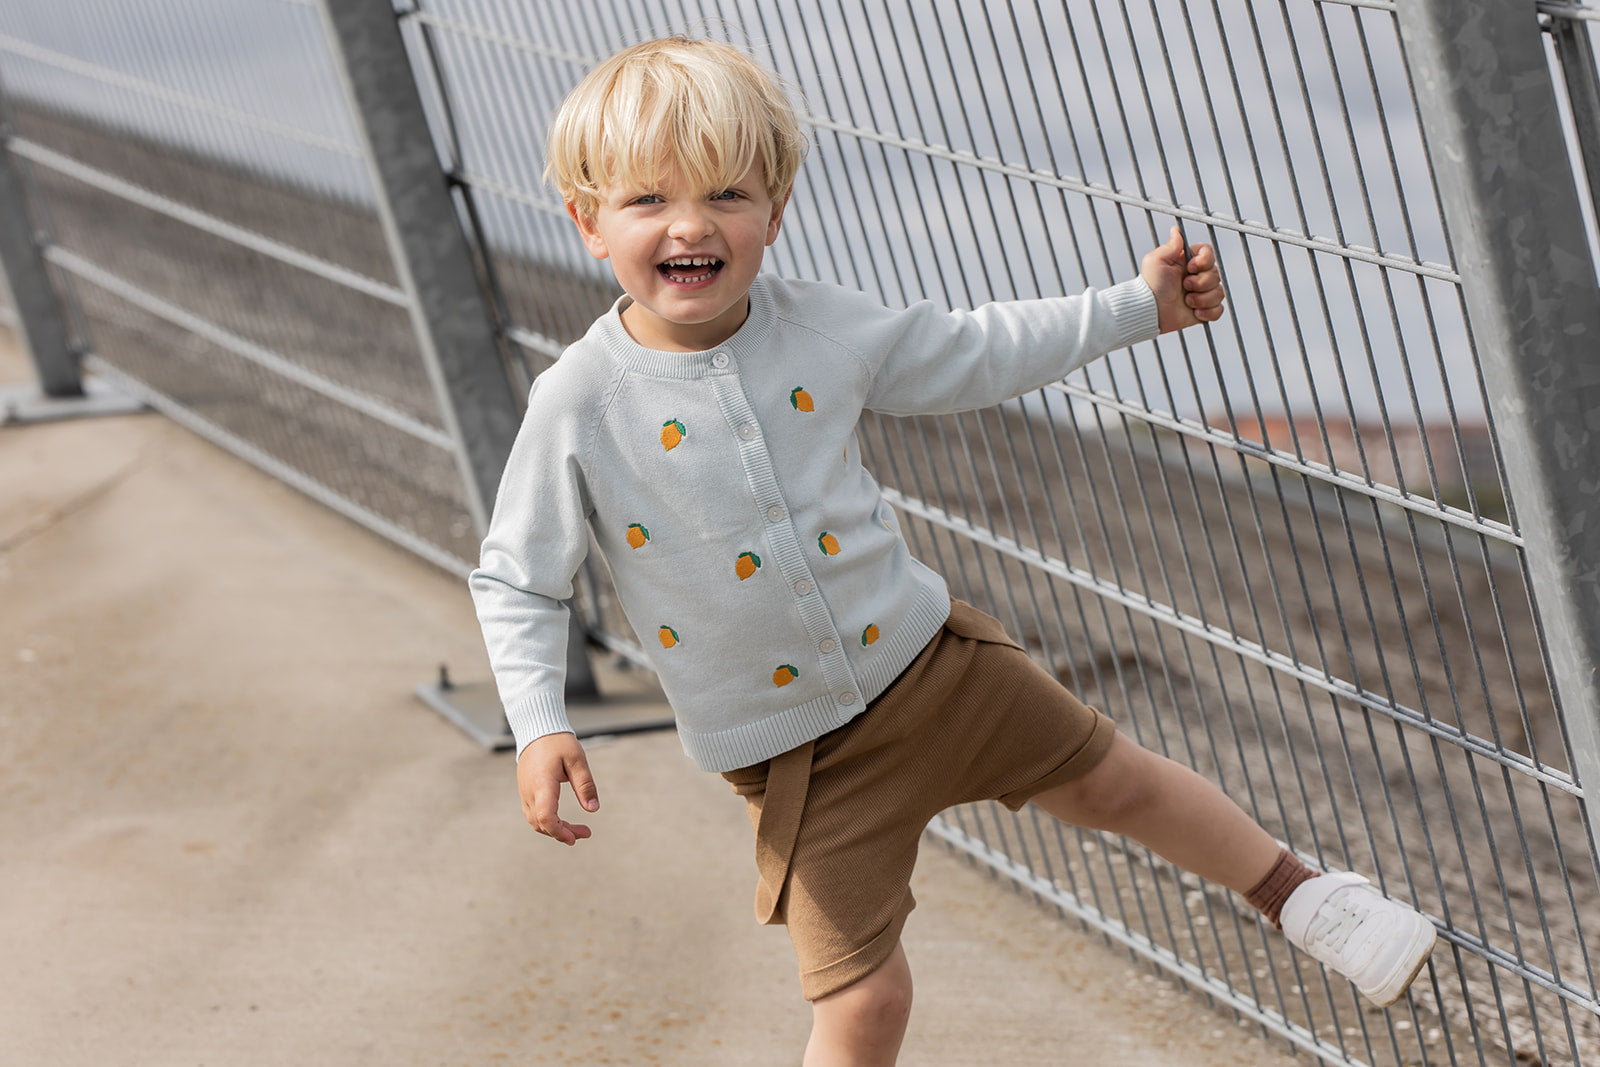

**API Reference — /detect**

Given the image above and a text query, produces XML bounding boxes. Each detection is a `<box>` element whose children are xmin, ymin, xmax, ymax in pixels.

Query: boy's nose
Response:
<box><xmin>667</xmin><ymin>205</ymin><xmax>715</xmax><ymax>242</ymax></box>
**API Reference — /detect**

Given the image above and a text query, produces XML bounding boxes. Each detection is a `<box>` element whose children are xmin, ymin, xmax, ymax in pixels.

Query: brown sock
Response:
<box><xmin>1244</xmin><ymin>848</ymin><xmax>1319</xmax><ymax>929</ymax></box>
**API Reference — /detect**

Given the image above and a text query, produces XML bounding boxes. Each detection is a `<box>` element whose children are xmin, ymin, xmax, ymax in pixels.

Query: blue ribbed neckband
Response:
<box><xmin>599</xmin><ymin>275</ymin><xmax>778</xmax><ymax>378</ymax></box>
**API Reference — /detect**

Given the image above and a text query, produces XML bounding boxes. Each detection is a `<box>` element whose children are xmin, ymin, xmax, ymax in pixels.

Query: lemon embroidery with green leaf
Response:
<box><xmin>817</xmin><ymin>531</ymin><xmax>840</xmax><ymax>556</ymax></box>
<box><xmin>661</xmin><ymin>419</ymin><xmax>686</xmax><ymax>451</ymax></box>
<box><xmin>735</xmin><ymin>552</ymin><xmax>762</xmax><ymax>580</ymax></box>
<box><xmin>626</xmin><ymin>523</ymin><xmax>650</xmax><ymax>549</ymax></box>
<box><xmin>658</xmin><ymin>625</ymin><xmax>680</xmax><ymax>649</ymax></box>
<box><xmin>773</xmin><ymin>664</ymin><xmax>799</xmax><ymax>686</ymax></box>
<box><xmin>789</xmin><ymin>387</ymin><xmax>814</xmax><ymax>412</ymax></box>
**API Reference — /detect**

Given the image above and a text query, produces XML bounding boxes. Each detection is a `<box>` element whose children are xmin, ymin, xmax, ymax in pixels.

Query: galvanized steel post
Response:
<box><xmin>1548</xmin><ymin>10</ymin><xmax>1600</xmax><ymax>224</ymax></box>
<box><xmin>314</xmin><ymin>0</ymin><xmax>597</xmax><ymax>708</ymax></box>
<box><xmin>1398</xmin><ymin>2</ymin><xmax>1600</xmax><ymax>864</ymax></box>
<box><xmin>0</xmin><ymin>93</ymin><xmax>79</xmax><ymax>398</ymax></box>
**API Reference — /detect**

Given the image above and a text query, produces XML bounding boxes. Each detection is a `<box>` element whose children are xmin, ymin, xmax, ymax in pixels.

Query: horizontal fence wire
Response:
<box><xmin>2</xmin><ymin>1</ymin><xmax>1597</xmax><ymax>1065</ymax></box>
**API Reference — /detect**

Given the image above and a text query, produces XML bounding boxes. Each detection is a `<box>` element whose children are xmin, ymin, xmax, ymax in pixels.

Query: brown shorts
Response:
<box><xmin>720</xmin><ymin>599</ymin><xmax>1116</xmax><ymax>1000</ymax></box>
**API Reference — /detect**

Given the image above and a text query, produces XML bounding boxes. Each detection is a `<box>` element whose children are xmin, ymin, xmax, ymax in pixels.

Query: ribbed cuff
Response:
<box><xmin>1102</xmin><ymin>276</ymin><xmax>1161</xmax><ymax>347</ymax></box>
<box><xmin>504</xmin><ymin>691</ymin><xmax>574</xmax><ymax>760</ymax></box>
<box><xmin>1244</xmin><ymin>847</ymin><xmax>1320</xmax><ymax>929</ymax></box>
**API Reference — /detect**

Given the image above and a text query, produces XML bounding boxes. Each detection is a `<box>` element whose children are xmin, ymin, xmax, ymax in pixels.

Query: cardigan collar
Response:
<box><xmin>596</xmin><ymin>275</ymin><xmax>778</xmax><ymax>379</ymax></box>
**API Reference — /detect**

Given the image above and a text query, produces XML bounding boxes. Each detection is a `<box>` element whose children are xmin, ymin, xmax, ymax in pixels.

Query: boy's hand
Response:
<box><xmin>1141</xmin><ymin>226</ymin><xmax>1226</xmax><ymax>333</ymax></box>
<box><xmin>517</xmin><ymin>732</ymin><xmax>600</xmax><ymax>846</ymax></box>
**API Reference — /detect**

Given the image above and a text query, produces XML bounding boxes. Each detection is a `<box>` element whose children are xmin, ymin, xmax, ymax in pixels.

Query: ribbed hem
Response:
<box><xmin>504</xmin><ymin>691</ymin><xmax>573</xmax><ymax>760</ymax></box>
<box><xmin>679</xmin><ymin>693</ymin><xmax>859</xmax><ymax>773</ymax></box>
<box><xmin>854</xmin><ymin>584</ymin><xmax>951</xmax><ymax>700</ymax></box>
<box><xmin>1102</xmin><ymin>276</ymin><xmax>1161</xmax><ymax>347</ymax></box>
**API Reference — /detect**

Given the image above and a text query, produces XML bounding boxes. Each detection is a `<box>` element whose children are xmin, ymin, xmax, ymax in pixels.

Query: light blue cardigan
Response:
<box><xmin>469</xmin><ymin>274</ymin><xmax>1159</xmax><ymax>772</ymax></box>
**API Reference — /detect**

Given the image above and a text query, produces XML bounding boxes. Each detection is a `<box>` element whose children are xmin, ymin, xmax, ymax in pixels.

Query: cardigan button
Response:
<box><xmin>839</xmin><ymin>692</ymin><xmax>857</xmax><ymax>706</ymax></box>
<box><xmin>794</xmin><ymin>579</ymin><xmax>814</xmax><ymax>595</ymax></box>
<box><xmin>766</xmin><ymin>505</ymin><xmax>784</xmax><ymax>522</ymax></box>
<box><xmin>711</xmin><ymin>351</ymin><xmax>730</xmax><ymax>368</ymax></box>
<box><xmin>820</xmin><ymin>638</ymin><xmax>838</xmax><ymax>653</ymax></box>
<box><xmin>738</xmin><ymin>423</ymin><xmax>757</xmax><ymax>440</ymax></box>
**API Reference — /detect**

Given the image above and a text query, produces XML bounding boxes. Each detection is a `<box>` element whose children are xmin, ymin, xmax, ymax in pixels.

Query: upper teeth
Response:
<box><xmin>666</xmin><ymin>257</ymin><xmax>718</xmax><ymax>267</ymax></box>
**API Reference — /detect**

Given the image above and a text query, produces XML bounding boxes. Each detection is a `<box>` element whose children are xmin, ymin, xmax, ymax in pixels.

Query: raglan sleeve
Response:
<box><xmin>860</xmin><ymin>277</ymin><xmax>1159</xmax><ymax>416</ymax></box>
<box><xmin>467</xmin><ymin>373</ymin><xmax>594</xmax><ymax>759</ymax></box>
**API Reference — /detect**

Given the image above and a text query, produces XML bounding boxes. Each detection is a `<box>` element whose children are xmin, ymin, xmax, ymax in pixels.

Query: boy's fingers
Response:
<box><xmin>1168</xmin><ymin>225</ymin><xmax>1187</xmax><ymax>260</ymax></box>
<box><xmin>530</xmin><ymin>772</ymin><xmax>565</xmax><ymax>835</ymax></box>
<box><xmin>547</xmin><ymin>816</ymin><xmax>591</xmax><ymax>846</ymax></box>
<box><xmin>567</xmin><ymin>752</ymin><xmax>601</xmax><ymax>813</ymax></box>
<box><xmin>514</xmin><ymin>735</ymin><xmax>599</xmax><ymax>845</ymax></box>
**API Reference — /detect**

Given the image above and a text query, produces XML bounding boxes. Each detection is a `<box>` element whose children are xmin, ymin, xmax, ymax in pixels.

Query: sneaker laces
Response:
<box><xmin>1304</xmin><ymin>889</ymin><xmax>1382</xmax><ymax>958</ymax></box>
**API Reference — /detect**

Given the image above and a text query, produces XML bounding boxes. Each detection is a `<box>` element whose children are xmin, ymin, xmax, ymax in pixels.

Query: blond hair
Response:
<box><xmin>546</xmin><ymin>35</ymin><xmax>808</xmax><ymax>219</ymax></box>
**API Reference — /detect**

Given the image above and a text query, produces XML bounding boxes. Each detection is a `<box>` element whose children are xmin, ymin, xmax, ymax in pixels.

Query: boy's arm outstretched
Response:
<box><xmin>856</xmin><ymin>226</ymin><xmax>1224</xmax><ymax>418</ymax></box>
<box><xmin>1142</xmin><ymin>226</ymin><xmax>1226</xmax><ymax>333</ymax></box>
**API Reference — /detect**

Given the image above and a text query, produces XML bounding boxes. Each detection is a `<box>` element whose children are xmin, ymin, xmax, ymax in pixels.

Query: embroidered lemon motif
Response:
<box><xmin>658</xmin><ymin>625</ymin><xmax>679</xmax><ymax>649</ymax></box>
<box><xmin>789</xmin><ymin>387</ymin><xmax>814</xmax><ymax>412</ymax></box>
<box><xmin>773</xmin><ymin>664</ymin><xmax>798</xmax><ymax>686</ymax></box>
<box><xmin>862</xmin><ymin>624</ymin><xmax>879</xmax><ymax>646</ymax></box>
<box><xmin>661</xmin><ymin>419</ymin><xmax>686</xmax><ymax>450</ymax></box>
<box><xmin>817</xmin><ymin>532</ymin><xmax>840</xmax><ymax>556</ymax></box>
<box><xmin>626</xmin><ymin>523</ymin><xmax>650</xmax><ymax>549</ymax></box>
<box><xmin>735</xmin><ymin>551</ymin><xmax>761</xmax><ymax>580</ymax></box>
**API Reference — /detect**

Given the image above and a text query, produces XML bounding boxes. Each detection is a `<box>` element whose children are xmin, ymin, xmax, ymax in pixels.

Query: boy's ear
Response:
<box><xmin>765</xmin><ymin>189</ymin><xmax>792</xmax><ymax>247</ymax></box>
<box><xmin>567</xmin><ymin>200</ymin><xmax>610</xmax><ymax>260</ymax></box>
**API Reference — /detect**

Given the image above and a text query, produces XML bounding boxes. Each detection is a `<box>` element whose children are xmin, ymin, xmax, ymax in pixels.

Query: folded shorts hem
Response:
<box><xmin>994</xmin><ymin>709</ymin><xmax>1118</xmax><ymax>811</ymax></box>
<box><xmin>798</xmin><ymin>892</ymin><xmax>917</xmax><ymax>1001</ymax></box>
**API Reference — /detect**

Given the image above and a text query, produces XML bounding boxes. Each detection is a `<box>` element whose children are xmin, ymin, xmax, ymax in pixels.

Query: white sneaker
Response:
<box><xmin>1280</xmin><ymin>871</ymin><xmax>1437</xmax><ymax>1007</ymax></box>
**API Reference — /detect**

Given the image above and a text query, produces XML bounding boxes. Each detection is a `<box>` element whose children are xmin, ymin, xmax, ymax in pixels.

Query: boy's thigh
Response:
<box><xmin>935</xmin><ymin>605</ymin><xmax>1120</xmax><ymax>811</ymax></box>
<box><xmin>783</xmin><ymin>836</ymin><xmax>920</xmax><ymax>1001</ymax></box>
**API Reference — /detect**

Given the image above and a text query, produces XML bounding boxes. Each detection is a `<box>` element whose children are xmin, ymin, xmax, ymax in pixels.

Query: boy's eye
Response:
<box><xmin>710</xmin><ymin>189</ymin><xmax>741</xmax><ymax>201</ymax></box>
<box><xmin>631</xmin><ymin>194</ymin><xmax>663</xmax><ymax>206</ymax></box>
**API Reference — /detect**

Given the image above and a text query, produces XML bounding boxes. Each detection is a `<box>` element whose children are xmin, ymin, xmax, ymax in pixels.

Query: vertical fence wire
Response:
<box><xmin>2</xmin><ymin>1</ymin><xmax>1597</xmax><ymax>1064</ymax></box>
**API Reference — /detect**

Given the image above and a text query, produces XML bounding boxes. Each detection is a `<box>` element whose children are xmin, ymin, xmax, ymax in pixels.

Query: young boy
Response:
<box><xmin>470</xmin><ymin>35</ymin><xmax>1437</xmax><ymax>1065</ymax></box>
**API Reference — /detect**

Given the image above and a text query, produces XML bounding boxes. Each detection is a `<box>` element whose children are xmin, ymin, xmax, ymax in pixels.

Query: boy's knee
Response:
<box><xmin>814</xmin><ymin>952</ymin><xmax>913</xmax><ymax>1033</ymax></box>
<box><xmin>861</xmin><ymin>970</ymin><xmax>913</xmax><ymax>1027</ymax></box>
<box><xmin>1039</xmin><ymin>739</ymin><xmax>1163</xmax><ymax>830</ymax></box>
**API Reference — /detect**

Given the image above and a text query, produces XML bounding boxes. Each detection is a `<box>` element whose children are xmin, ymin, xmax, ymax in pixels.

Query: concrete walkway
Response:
<box><xmin>0</xmin><ymin>329</ymin><xmax>1300</xmax><ymax>1065</ymax></box>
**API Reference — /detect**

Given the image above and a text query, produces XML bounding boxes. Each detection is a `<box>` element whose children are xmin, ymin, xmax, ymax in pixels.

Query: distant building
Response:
<box><xmin>1228</xmin><ymin>413</ymin><xmax>1500</xmax><ymax>505</ymax></box>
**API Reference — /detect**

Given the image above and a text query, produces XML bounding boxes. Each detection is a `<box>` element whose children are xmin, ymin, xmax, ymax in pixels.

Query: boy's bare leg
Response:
<box><xmin>1030</xmin><ymin>732</ymin><xmax>1281</xmax><ymax>894</ymax></box>
<box><xmin>805</xmin><ymin>941</ymin><xmax>913</xmax><ymax>1067</ymax></box>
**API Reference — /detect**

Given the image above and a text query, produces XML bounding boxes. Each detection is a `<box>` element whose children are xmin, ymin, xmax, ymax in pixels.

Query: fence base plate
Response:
<box><xmin>0</xmin><ymin>379</ymin><xmax>146</xmax><ymax>426</ymax></box>
<box><xmin>415</xmin><ymin>677</ymin><xmax>675</xmax><ymax>752</ymax></box>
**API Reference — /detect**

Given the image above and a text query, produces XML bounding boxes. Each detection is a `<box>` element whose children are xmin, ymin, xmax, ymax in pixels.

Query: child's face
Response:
<box><xmin>569</xmin><ymin>164</ymin><xmax>788</xmax><ymax>352</ymax></box>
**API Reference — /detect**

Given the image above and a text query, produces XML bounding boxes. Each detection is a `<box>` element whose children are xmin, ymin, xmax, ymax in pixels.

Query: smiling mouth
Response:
<box><xmin>658</xmin><ymin>256</ymin><xmax>724</xmax><ymax>284</ymax></box>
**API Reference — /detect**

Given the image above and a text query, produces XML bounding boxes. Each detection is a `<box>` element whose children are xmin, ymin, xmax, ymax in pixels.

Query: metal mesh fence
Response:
<box><xmin>3</xmin><ymin>2</ymin><xmax>1598</xmax><ymax>1064</ymax></box>
<box><xmin>404</xmin><ymin>2</ymin><xmax>1600</xmax><ymax>1063</ymax></box>
<box><xmin>0</xmin><ymin>0</ymin><xmax>478</xmax><ymax>566</ymax></box>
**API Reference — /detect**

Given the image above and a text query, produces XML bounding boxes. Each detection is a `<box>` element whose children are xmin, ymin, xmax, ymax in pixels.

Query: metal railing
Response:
<box><xmin>1</xmin><ymin>2</ymin><xmax>1597</xmax><ymax>1064</ymax></box>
